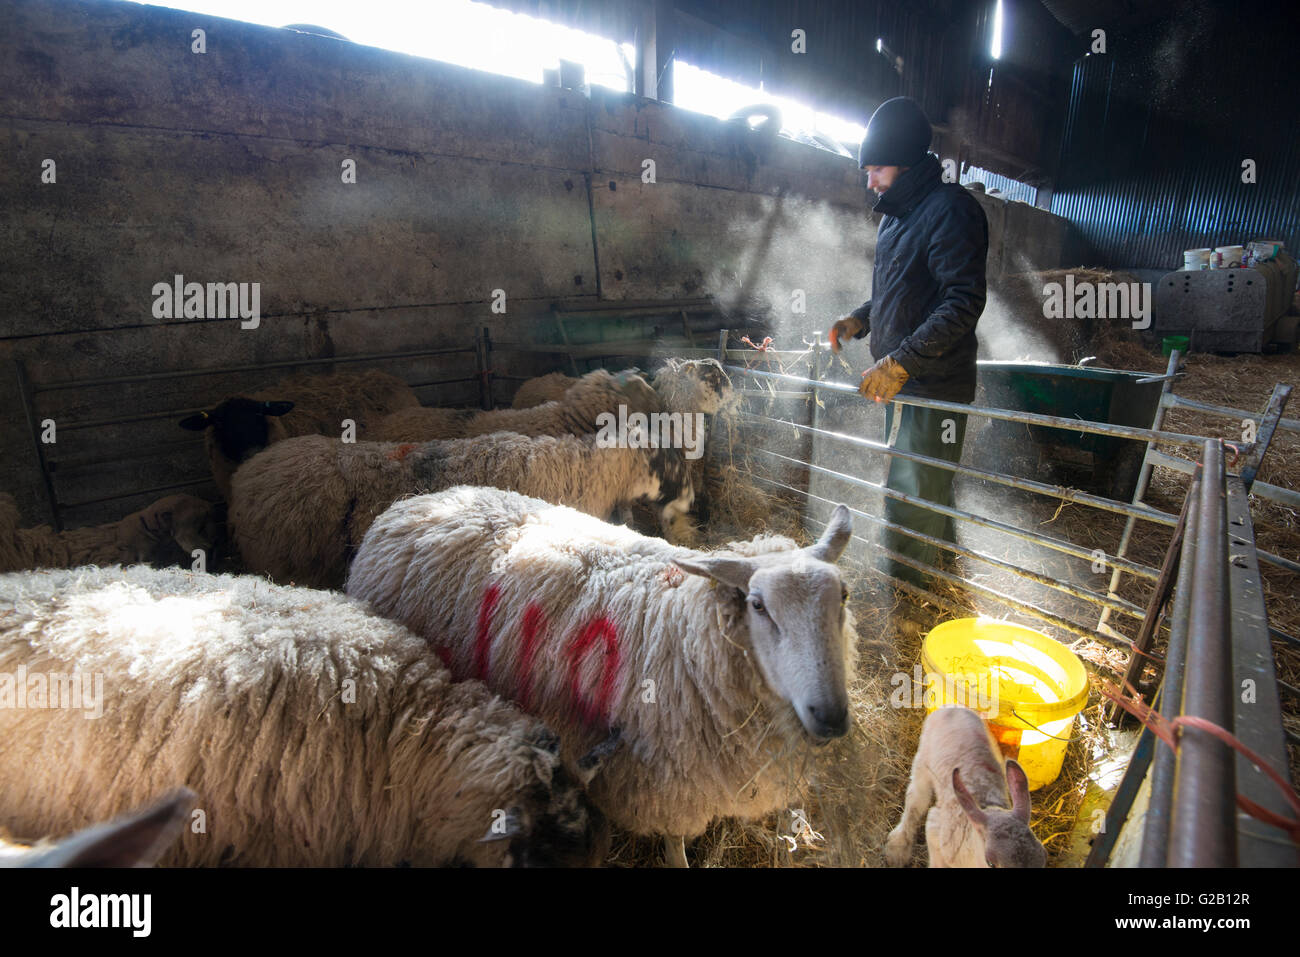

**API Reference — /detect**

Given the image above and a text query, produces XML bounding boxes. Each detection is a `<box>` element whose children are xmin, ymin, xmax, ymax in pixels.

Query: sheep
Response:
<box><xmin>178</xmin><ymin>368</ymin><xmax>419</xmax><ymax>499</ymax></box>
<box><xmin>0</xmin><ymin>789</ymin><xmax>197</xmax><ymax>868</ymax></box>
<box><xmin>228</xmin><ymin>431</ymin><xmax>692</xmax><ymax>589</ymax></box>
<box><xmin>0</xmin><ymin>565</ymin><xmax>616</xmax><ymax>867</ymax></box>
<box><xmin>0</xmin><ymin>493</ymin><xmax>217</xmax><ymax>574</ymax></box>
<box><xmin>511</xmin><ymin>371</ymin><xmax>576</xmax><ymax>409</ymax></box>
<box><xmin>344</xmin><ymin>485</ymin><xmax>857</xmax><ymax>867</ymax></box>
<box><xmin>367</xmin><ymin>368</ymin><xmax>661</xmax><ymax>443</ymax></box>
<box><xmin>884</xmin><ymin>705</ymin><xmax>1046</xmax><ymax>868</ymax></box>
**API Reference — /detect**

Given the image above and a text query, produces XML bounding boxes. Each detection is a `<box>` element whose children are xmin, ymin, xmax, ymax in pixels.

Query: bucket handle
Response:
<box><xmin>1010</xmin><ymin>708</ymin><xmax>1087</xmax><ymax>743</ymax></box>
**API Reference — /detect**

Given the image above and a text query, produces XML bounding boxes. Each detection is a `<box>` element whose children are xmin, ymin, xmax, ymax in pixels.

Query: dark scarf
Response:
<box><xmin>872</xmin><ymin>152</ymin><xmax>943</xmax><ymax>217</ymax></box>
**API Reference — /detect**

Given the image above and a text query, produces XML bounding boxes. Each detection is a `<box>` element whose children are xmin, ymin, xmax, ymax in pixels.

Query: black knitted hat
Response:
<box><xmin>857</xmin><ymin>97</ymin><xmax>932</xmax><ymax>168</ymax></box>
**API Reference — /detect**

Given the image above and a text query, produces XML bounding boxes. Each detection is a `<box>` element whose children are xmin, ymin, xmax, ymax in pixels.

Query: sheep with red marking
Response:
<box><xmin>0</xmin><ymin>493</ymin><xmax>217</xmax><ymax>573</ymax></box>
<box><xmin>179</xmin><ymin>368</ymin><xmax>419</xmax><ymax>500</ymax></box>
<box><xmin>229</xmin><ymin>429</ymin><xmax>692</xmax><ymax>589</ymax></box>
<box><xmin>345</xmin><ymin>485</ymin><xmax>857</xmax><ymax>867</ymax></box>
<box><xmin>0</xmin><ymin>565</ymin><xmax>614</xmax><ymax>867</ymax></box>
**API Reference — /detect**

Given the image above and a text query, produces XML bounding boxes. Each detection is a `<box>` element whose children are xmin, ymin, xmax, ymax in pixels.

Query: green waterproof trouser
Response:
<box><xmin>881</xmin><ymin>401</ymin><xmax>968</xmax><ymax>587</ymax></box>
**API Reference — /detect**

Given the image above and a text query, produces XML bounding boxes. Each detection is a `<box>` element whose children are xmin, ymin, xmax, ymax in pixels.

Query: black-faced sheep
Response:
<box><xmin>345</xmin><ymin>485</ymin><xmax>856</xmax><ymax>867</ymax></box>
<box><xmin>885</xmin><ymin>705</ymin><xmax>1046</xmax><ymax>868</ymax></box>
<box><xmin>0</xmin><ymin>789</ymin><xmax>197</xmax><ymax>868</ymax></box>
<box><xmin>0</xmin><ymin>565</ymin><xmax>614</xmax><ymax>867</ymax></box>
<box><xmin>178</xmin><ymin>368</ymin><xmax>419</xmax><ymax>500</ymax></box>
<box><xmin>0</xmin><ymin>493</ymin><xmax>217</xmax><ymax>574</ymax></box>
<box><xmin>228</xmin><ymin>431</ymin><xmax>692</xmax><ymax>589</ymax></box>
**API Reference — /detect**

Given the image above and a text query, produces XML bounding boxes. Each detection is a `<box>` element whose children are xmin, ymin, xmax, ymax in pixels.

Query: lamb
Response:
<box><xmin>345</xmin><ymin>485</ymin><xmax>857</xmax><ymax>867</ymax></box>
<box><xmin>178</xmin><ymin>368</ymin><xmax>419</xmax><ymax>499</ymax></box>
<box><xmin>510</xmin><ymin>359</ymin><xmax>734</xmax><ymax>415</ymax></box>
<box><xmin>367</xmin><ymin>368</ymin><xmax>661</xmax><ymax>443</ymax></box>
<box><xmin>228</xmin><ymin>431</ymin><xmax>692</xmax><ymax>589</ymax></box>
<box><xmin>0</xmin><ymin>565</ymin><xmax>615</xmax><ymax>867</ymax></box>
<box><xmin>884</xmin><ymin>705</ymin><xmax>1046</xmax><ymax>868</ymax></box>
<box><xmin>0</xmin><ymin>493</ymin><xmax>217</xmax><ymax>573</ymax></box>
<box><xmin>0</xmin><ymin>789</ymin><xmax>197</xmax><ymax>868</ymax></box>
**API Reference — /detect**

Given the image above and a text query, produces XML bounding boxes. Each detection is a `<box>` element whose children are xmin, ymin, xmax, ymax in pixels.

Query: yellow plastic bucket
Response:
<box><xmin>921</xmin><ymin>617</ymin><xmax>1089</xmax><ymax>790</ymax></box>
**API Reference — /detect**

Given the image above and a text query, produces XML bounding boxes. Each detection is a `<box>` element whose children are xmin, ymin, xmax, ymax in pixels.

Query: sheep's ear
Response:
<box><xmin>178</xmin><ymin>411</ymin><xmax>211</xmax><ymax>430</ymax></box>
<box><xmin>22</xmin><ymin>788</ymin><xmax>196</xmax><ymax>868</ymax></box>
<box><xmin>673</xmin><ymin>555</ymin><xmax>757</xmax><ymax>593</ymax></box>
<box><xmin>952</xmin><ymin>768</ymin><xmax>988</xmax><ymax>831</ymax></box>
<box><xmin>261</xmin><ymin>400</ymin><xmax>294</xmax><ymax>416</ymax></box>
<box><xmin>1005</xmin><ymin>760</ymin><xmax>1032</xmax><ymax>824</ymax></box>
<box><xmin>576</xmin><ymin>727</ymin><xmax>623</xmax><ymax>786</ymax></box>
<box><xmin>479</xmin><ymin>807</ymin><xmax>524</xmax><ymax>843</ymax></box>
<box><xmin>807</xmin><ymin>505</ymin><xmax>852</xmax><ymax>563</ymax></box>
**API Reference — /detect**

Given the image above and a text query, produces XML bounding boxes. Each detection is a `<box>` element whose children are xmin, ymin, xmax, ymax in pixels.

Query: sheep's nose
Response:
<box><xmin>808</xmin><ymin>703</ymin><xmax>849</xmax><ymax>739</ymax></box>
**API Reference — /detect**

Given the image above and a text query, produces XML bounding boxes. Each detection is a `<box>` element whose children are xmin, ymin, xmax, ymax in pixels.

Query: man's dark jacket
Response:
<box><xmin>850</xmin><ymin>153</ymin><xmax>988</xmax><ymax>403</ymax></box>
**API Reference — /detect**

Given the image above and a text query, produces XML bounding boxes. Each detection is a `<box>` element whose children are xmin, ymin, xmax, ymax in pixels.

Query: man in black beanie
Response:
<box><xmin>829</xmin><ymin>96</ymin><xmax>988</xmax><ymax>588</ymax></box>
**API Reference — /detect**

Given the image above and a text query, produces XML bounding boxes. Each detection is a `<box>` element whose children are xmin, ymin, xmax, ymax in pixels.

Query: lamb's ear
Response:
<box><xmin>807</xmin><ymin>505</ymin><xmax>852</xmax><ymax>563</ymax></box>
<box><xmin>261</xmin><ymin>400</ymin><xmax>294</xmax><ymax>416</ymax></box>
<box><xmin>1005</xmin><ymin>760</ymin><xmax>1032</xmax><ymax>824</ymax></box>
<box><xmin>24</xmin><ymin>788</ymin><xmax>196</xmax><ymax>868</ymax></box>
<box><xmin>178</xmin><ymin>411</ymin><xmax>211</xmax><ymax>431</ymax></box>
<box><xmin>576</xmin><ymin>727</ymin><xmax>623</xmax><ymax>786</ymax></box>
<box><xmin>673</xmin><ymin>555</ymin><xmax>757</xmax><ymax>593</ymax></box>
<box><xmin>952</xmin><ymin>768</ymin><xmax>988</xmax><ymax>831</ymax></box>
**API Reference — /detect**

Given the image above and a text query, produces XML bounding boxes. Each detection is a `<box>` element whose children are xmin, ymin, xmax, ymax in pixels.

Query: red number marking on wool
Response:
<box><xmin>518</xmin><ymin>603</ymin><xmax>547</xmax><ymax>709</ymax></box>
<box><xmin>475</xmin><ymin>583</ymin><xmax>501</xmax><ymax>681</ymax></box>
<box><xmin>566</xmin><ymin>616</ymin><xmax>621</xmax><ymax>728</ymax></box>
<box><xmin>386</xmin><ymin>443</ymin><xmax>418</xmax><ymax>461</ymax></box>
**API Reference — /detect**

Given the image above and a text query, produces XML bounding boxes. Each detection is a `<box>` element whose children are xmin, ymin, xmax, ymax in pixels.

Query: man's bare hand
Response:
<box><xmin>829</xmin><ymin>315</ymin><xmax>864</xmax><ymax>353</ymax></box>
<box><xmin>859</xmin><ymin>355</ymin><xmax>910</xmax><ymax>403</ymax></box>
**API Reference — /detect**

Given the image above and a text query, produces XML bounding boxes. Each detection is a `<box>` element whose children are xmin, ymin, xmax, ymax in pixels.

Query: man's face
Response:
<box><xmin>864</xmin><ymin>165</ymin><xmax>904</xmax><ymax>194</ymax></box>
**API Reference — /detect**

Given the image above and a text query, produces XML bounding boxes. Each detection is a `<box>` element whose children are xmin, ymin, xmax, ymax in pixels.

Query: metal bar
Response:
<box><xmin>1099</xmin><ymin>350</ymin><xmax>1180</xmax><ymax>635</ymax></box>
<box><xmin>1087</xmin><ymin>724</ymin><xmax>1157</xmax><ymax>867</ymax></box>
<box><xmin>550</xmin><ymin>306</ymin><xmax>581</xmax><ymax>378</ymax></box>
<box><xmin>60</xmin><ymin>477</ymin><xmax>214</xmax><ymax>511</ymax></box>
<box><xmin>1169</xmin><ymin>440</ymin><xmax>1236</xmax><ymax>867</ymax></box>
<box><xmin>13</xmin><ymin>359</ymin><xmax>62</xmax><ymax>528</ymax></box>
<box><xmin>475</xmin><ymin>327</ymin><xmax>491</xmax><ymax>411</ymax></box>
<box><xmin>728</xmin><ymin>365</ymin><xmax>1212</xmax><ymax>449</ymax></box>
<box><xmin>756</xmin><ymin>469</ymin><xmax>1147</xmax><ymax>621</ymax></box>
<box><xmin>1163</xmin><ymin>391</ymin><xmax>1300</xmax><ymax>435</ymax></box>
<box><xmin>1240</xmin><ymin>384</ymin><xmax>1293</xmax><ymax>490</ymax></box>
<box><xmin>45</xmin><ymin>437</ymin><xmax>205</xmax><ymax>472</ymax></box>
<box><xmin>743</xmin><ymin>411</ymin><xmax>1179</xmax><ymax>528</ymax></box>
<box><xmin>1272</xmin><ymin>626</ymin><xmax>1300</xmax><ymax>651</ymax></box>
<box><xmin>1108</xmin><ymin>480</ymin><xmax>1194</xmax><ymax>724</ymax></box>
<box><xmin>750</xmin><ymin>471</ymin><xmax>1136</xmax><ymax>646</ymax></box>
<box><xmin>31</xmin><ymin>347</ymin><xmax>473</xmax><ymax>392</ymax></box>
<box><xmin>1142</xmin><ymin>443</ymin><xmax>1300</xmax><ymax>510</ymax></box>
<box><xmin>749</xmin><ymin>447</ymin><xmax>1161</xmax><ymax>581</ymax></box>
<box><xmin>717</xmin><ymin>329</ymin><xmax>727</xmax><ymax>364</ymax></box>
<box><xmin>1225</xmin><ymin>477</ymin><xmax>1300</xmax><ymax>866</ymax></box>
<box><xmin>1259</xmin><ymin>550</ymin><xmax>1300</xmax><ymax>575</ymax></box>
<box><xmin>552</xmin><ymin>298</ymin><xmax>716</xmax><ymax>316</ymax></box>
<box><xmin>1140</xmin><ymin>473</ymin><xmax>1201</xmax><ymax>868</ymax></box>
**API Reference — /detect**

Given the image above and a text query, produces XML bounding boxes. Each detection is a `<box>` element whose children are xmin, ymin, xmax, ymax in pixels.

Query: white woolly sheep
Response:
<box><xmin>885</xmin><ymin>705</ymin><xmax>1046</xmax><ymax>868</ymax></box>
<box><xmin>510</xmin><ymin>360</ymin><xmax>734</xmax><ymax>415</ymax></box>
<box><xmin>0</xmin><ymin>789</ymin><xmax>196</xmax><ymax>868</ymax></box>
<box><xmin>0</xmin><ymin>565</ymin><xmax>615</xmax><ymax>867</ymax></box>
<box><xmin>178</xmin><ymin>368</ymin><xmax>419</xmax><ymax>500</ymax></box>
<box><xmin>0</xmin><ymin>493</ymin><xmax>217</xmax><ymax>574</ymax></box>
<box><xmin>367</xmin><ymin>368</ymin><xmax>661</xmax><ymax>443</ymax></box>
<box><xmin>345</xmin><ymin>485</ymin><xmax>856</xmax><ymax>867</ymax></box>
<box><xmin>229</xmin><ymin>431</ymin><xmax>692</xmax><ymax>589</ymax></box>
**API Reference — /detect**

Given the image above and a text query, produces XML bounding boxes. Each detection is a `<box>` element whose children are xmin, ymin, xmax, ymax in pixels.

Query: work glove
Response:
<box><xmin>828</xmin><ymin>315</ymin><xmax>864</xmax><ymax>352</ymax></box>
<box><xmin>859</xmin><ymin>355</ymin><xmax>910</xmax><ymax>403</ymax></box>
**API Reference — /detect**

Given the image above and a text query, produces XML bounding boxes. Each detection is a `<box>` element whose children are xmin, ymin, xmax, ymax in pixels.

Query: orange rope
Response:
<box><xmin>1100</xmin><ymin>679</ymin><xmax>1300</xmax><ymax>843</ymax></box>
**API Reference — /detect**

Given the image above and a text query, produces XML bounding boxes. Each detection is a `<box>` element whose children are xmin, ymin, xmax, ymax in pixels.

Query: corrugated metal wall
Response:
<box><xmin>1051</xmin><ymin>9</ymin><xmax>1300</xmax><ymax>271</ymax></box>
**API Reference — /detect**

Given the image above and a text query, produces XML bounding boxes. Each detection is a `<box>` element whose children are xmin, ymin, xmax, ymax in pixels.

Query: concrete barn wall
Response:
<box><xmin>0</xmin><ymin>0</ymin><xmax>1068</xmax><ymax>528</ymax></box>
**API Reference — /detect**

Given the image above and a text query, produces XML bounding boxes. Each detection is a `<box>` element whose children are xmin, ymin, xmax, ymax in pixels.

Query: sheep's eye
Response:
<box><xmin>750</xmin><ymin>598</ymin><xmax>766</xmax><ymax>614</ymax></box>
<box><xmin>841</xmin><ymin>585</ymin><xmax>849</xmax><ymax>604</ymax></box>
